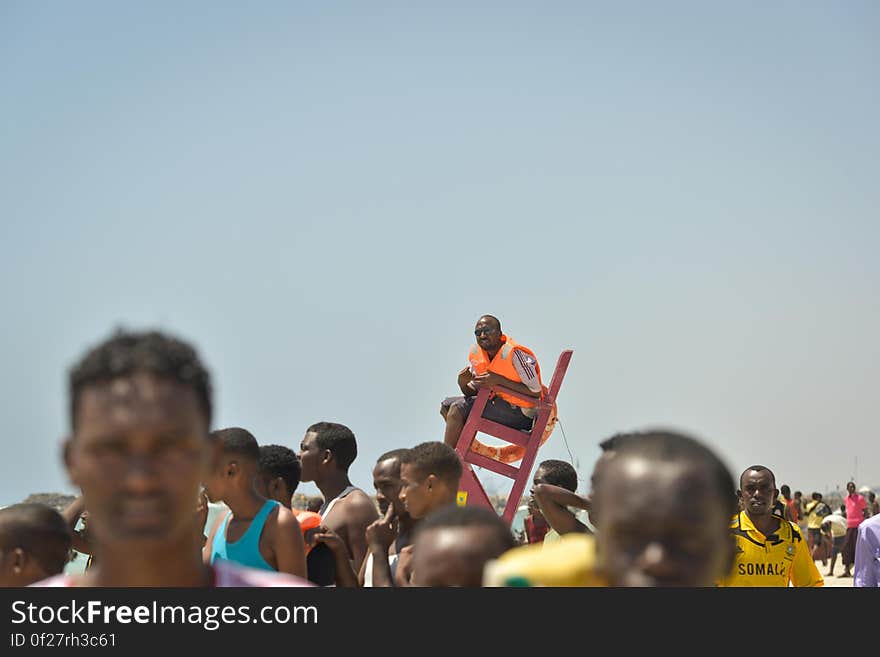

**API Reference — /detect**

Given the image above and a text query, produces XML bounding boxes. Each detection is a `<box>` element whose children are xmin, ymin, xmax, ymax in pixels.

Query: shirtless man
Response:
<box><xmin>297</xmin><ymin>421</ymin><xmax>378</xmax><ymax>573</ymax></box>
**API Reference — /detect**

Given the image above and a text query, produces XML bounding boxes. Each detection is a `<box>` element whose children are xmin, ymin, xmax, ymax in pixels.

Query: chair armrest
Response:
<box><xmin>489</xmin><ymin>384</ymin><xmax>549</xmax><ymax>407</ymax></box>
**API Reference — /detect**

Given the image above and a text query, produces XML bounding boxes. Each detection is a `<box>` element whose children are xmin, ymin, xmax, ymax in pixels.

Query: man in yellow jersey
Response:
<box><xmin>718</xmin><ymin>465</ymin><xmax>823</xmax><ymax>587</ymax></box>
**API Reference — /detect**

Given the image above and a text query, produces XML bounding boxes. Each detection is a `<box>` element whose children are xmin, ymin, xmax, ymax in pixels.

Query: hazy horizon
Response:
<box><xmin>2</xmin><ymin>2</ymin><xmax>877</xmax><ymax>507</ymax></box>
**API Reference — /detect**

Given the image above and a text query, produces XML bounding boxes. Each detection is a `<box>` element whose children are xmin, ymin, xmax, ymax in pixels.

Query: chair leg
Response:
<box><xmin>457</xmin><ymin>463</ymin><xmax>495</xmax><ymax>512</ymax></box>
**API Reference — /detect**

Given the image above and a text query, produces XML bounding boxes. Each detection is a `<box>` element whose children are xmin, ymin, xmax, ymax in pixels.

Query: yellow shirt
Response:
<box><xmin>805</xmin><ymin>500</ymin><xmax>830</xmax><ymax>529</ymax></box>
<box><xmin>717</xmin><ymin>511</ymin><xmax>823</xmax><ymax>587</ymax></box>
<box><xmin>483</xmin><ymin>533</ymin><xmax>604</xmax><ymax>587</ymax></box>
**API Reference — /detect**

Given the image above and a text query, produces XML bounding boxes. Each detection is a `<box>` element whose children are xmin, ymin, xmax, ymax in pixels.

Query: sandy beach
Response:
<box><xmin>818</xmin><ymin>555</ymin><xmax>855</xmax><ymax>588</ymax></box>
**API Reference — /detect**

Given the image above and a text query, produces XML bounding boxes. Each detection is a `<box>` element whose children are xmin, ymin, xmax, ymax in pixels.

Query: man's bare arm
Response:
<box><xmin>345</xmin><ymin>498</ymin><xmax>379</xmax><ymax>574</ymax></box>
<box><xmin>394</xmin><ymin>545</ymin><xmax>414</xmax><ymax>587</ymax></box>
<box><xmin>272</xmin><ymin>508</ymin><xmax>308</xmax><ymax>578</ymax></box>
<box><xmin>532</xmin><ymin>483</ymin><xmax>589</xmax><ymax>535</ymax></box>
<box><xmin>312</xmin><ymin>527</ymin><xmax>359</xmax><ymax>588</ymax></box>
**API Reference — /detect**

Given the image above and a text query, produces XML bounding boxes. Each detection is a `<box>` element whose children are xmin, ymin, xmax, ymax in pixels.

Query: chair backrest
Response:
<box><xmin>455</xmin><ymin>348</ymin><xmax>575</xmax><ymax>525</ymax></box>
<box><xmin>544</xmin><ymin>349</ymin><xmax>573</xmax><ymax>404</ymax></box>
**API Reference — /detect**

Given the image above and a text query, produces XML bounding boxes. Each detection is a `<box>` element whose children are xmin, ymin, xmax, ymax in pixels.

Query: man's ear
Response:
<box><xmin>735</xmin><ymin>489</ymin><xmax>742</xmax><ymax>499</ymax></box>
<box><xmin>227</xmin><ymin>461</ymin><xmax>239</xmax><ymax>478</ymax></box>
<box><xmin>426</xmin><ymin>474</ymin><xmax>436</xmax><ymax>492</ymax></box>
<box><xmin>320</xmin><ymin>449</ymin><xmax>334</xmax><ymax>467</ymax></box>
<box><xmin>11</xmin><ymin>547</ymin><xmax>27</xmax><ymax>574</ymax></box>
<box><xmin>268</xmin><ymin>476</ymin><xmax>283</xmax><ymax>498</ymax></box>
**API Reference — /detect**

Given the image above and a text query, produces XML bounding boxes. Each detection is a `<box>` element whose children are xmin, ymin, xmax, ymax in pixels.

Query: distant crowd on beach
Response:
<box><xmin>1</xmin><ymin>318</ymin><xmax>878</xmax><ymax>588</ymax></box>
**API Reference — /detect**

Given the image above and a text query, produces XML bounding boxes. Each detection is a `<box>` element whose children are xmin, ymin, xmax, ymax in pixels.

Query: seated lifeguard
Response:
<box><xmin>441</xmin><ymin>314</ymin><xmax>543</xmax><ymax>449</ymax></box>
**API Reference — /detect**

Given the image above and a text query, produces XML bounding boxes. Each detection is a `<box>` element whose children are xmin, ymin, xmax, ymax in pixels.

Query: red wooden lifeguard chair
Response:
<box><xmin>453</xmin><ymin>349</ymin><xmax>573</xmax><ymax>526</ymax></box>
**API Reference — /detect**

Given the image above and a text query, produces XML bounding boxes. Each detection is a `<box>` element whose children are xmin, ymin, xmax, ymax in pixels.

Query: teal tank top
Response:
<box><xmin>210</xmin><ymin>499</ymin><xmax>279</xmax><ymax>571</ymax></box>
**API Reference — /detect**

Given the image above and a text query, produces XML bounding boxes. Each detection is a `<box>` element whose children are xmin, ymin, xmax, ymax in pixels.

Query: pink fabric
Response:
<box><xmin>845</xmin><ymin>493</ymin><xmax>867</xmax><ymax>529</ymax></box>
<box><xmin>31</xmin><ymin>560</ymin><xmax>313</xmax><ymax>587</ymax></box>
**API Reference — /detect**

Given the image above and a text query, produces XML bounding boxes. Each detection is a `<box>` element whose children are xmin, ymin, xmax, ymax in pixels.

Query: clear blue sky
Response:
<box><xmin>2</xmin><ymin>2</ymin><xmax>878</xmax><ymax>506</ymax></box>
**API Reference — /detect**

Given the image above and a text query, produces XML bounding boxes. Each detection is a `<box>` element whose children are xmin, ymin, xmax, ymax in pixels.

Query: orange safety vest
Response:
<box><xmin>468</xmin><ymin>335</ymin><xmax>543</xmax><ymax>408</ymax></box>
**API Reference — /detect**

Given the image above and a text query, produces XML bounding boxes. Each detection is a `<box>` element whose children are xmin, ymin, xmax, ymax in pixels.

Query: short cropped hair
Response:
<box><xmin>740</xmin><ymin>465</ymin><xmax>776</xmax><ymax>488</ymax></box>
<box><xmin>376</xmin><ymin>448</ymin><xmax>410</xmax><ymax>464</ymax></box>
<box><xmin>210</xmin><ymin>427</ymin><xmax>260</xmax><ymax>461</ymax></box>
<box><xmin>0</xmin><ymin>504</ymin><xmax>72</xmax><ymax>574</ymax></box>
<box><xmin>536</xmin><ymin>459</ymin><xmax>578</xmax><ymax>492</ymax></box>
<box><xmin>258</xmin><ymin>444</ymin><xmax>302</xmax><ymax>493</ymax></box>
<box><xmin>415</xmin><ymin>505</ymin><xmax>515</xmax><ymax>555</ymax></box>
<box><xmin>478</xmin><ymin>315</ymin><xmax>502</xmax><ymax>332</ymax></box>
<box><xmin>69</xmin><ymin>329</ymin><xmax>212</xmax><ymax>429</ymax></box>
<box><xmin>306</xmin><ymin>422</ymin><xmax>358</xmax><ymax>471</ymax></box>
<box><xmin>399</xmin><ymin>442</ymin><xmax>462</xmax><ymax>486</ymax></box>
<box><xmin>598</xmin><ymin>431</ymin><xmax>644</xmax><ymax>452</ymax></box>
<box><xmin>611</xmin><ymin>430</ymin><xmax>737</xmax><ymax>518</ymax></box>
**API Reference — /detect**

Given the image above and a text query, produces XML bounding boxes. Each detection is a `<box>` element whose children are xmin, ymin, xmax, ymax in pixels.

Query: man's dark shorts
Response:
<box><xmin>441</xmin><ymin>395</ymin><xmax>534</xmax><ymax>432</ymax></box>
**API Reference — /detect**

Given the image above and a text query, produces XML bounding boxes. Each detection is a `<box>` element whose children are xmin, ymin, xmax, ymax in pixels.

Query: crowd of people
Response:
<box><xmin>0</xmin><ymin>317</ymin><xmax>877</xmax><ymax>588</ymax></box>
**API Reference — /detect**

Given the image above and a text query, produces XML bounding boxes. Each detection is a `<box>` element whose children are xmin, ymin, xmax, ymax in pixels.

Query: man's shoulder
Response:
<box><xmin>508</xmin><ymin>341</ymin><xmax>537</xmax><ymax>356</ymax></box>
<box><xmin>337</xmin><ymin>489</ymin><xmax>379</xmax><ymax>521</ymax></box>
<box><xmin>728</xmin><ymin>511</ymin><xmax>743</xmax><ymax>529</ymax></box>
<box><xmin>332</xmin><ymin>488</ymin><xmax>379</xmax><ymax>522</ymax></box>
<box><xmin>861</xmin><ymin>514</ymin><xmax>880</xmax><ymax>532</ymax></box>
<box><xmin>511</xmin><ymin>346</ymin><xmax>539</xmax><ymax>362</ymax></box>
<box><xmin>784</xmin><ymin>519</ymin><xmax>805</xmax><ymax>541</ymax></box>
<box><xmin>269</xmin><ymin>503</ymin><xmax>300</xmax><ymax>528</ymax></box>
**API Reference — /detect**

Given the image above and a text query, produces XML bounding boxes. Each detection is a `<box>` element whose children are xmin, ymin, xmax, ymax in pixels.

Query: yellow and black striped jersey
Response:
<box><xmin>717</xmin><ymin>510</ymin><xmax>823</xmax><ymax>587</ymax></box>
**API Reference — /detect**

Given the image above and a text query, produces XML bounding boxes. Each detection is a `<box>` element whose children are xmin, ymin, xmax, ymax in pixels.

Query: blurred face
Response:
<box><xmin>65</xmin><ymin>373</ymin><xmax>209</xmax><ymax>549</ymax></box>
<box><xmin>373</xmin><ymin>458</ymin><xmax>405</xmax><ymax>517</ymax></box>
<box><xmin>738</xmin><ymin>470</ymin><xmax>777</xmax><ymax>518</ymax></box>
<box><xmin>411</xmin><ymin>526</ymin><xmax>499</xmax><ymax>587</ymax></box>
<box><xmin>595</xmin><ymin>455</ymin><xmax>734</xmax><ymax>587</ymax></box>
<box><xmin>846</xmin><ymin>482</ymin><xmax>856</xmax><ymax>494</ymax></box>
<box><xmin>297</xmin><ymin>432</ymin><xmax>324</xmax><ymax>483</ymax></box>
<box><xmin>399</xmin><ymin>463</ymin><xmax>431</xmax><ymax>519</ymax></box>
<box><xmin>473</xmin><ymin>317</ymin><xmax>502</xmax><ymax>353</ymax></box>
